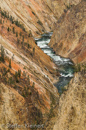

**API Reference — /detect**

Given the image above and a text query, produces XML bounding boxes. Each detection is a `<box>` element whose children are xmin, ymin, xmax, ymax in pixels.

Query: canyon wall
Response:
<box><xmin>0</xmin><ymin>0</ymin><xmax>81</xmax><ymax>37</ymax></box>
<box><xmin>53</xmin><ymin>72</ymin><xmax>86</xmax><ymax>130</ymax></box>
<box><xmin>49</xmin><ymin>0</ymin><xmax>86</xmax><ymax>64</ymax></box>
<box><xmin>0</xmin><ymin>2</ymin><xmax>60</xmax><ymax>128</ymax></box>
<box><xmin>0</xmin><ymin>0</ymin><xmax>57</xmax><ymax>36</ymax></box>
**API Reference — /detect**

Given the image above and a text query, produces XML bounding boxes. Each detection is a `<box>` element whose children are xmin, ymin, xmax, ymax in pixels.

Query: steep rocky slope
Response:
<box><xmin>45</xmin><ymin>0</ymin><xmax>81</xmax><ymax>18</ymax></box>
<box><xmin>0</xmin><ymin>0</ymin><xmax>57</xmax><ymax>36</ymax></box>
<box><xmin>49</xmin><ymin>0</ymin><xmax>86</xmax><ymax>64</ymax></box>
<box><xmin>53</xmin><ymin>72</ymin><xmax>86</xmax><ymax>130</ymax></box>
<box><xmin>0</xmin><ymin>0</ymin><xmax>81</xmax><ymax>37</ymax></box>
<box><xmin>0</xmin><ymin>0</ymin><xmax>84</xmax><ymax>129</ymax></box>
<box><xmin>0</xmin><ymin>6</ymin><xmax>60</xmax><ymax>129</ymax></box>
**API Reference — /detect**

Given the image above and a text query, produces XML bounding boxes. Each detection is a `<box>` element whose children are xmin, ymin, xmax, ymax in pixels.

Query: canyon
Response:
<box><xmin>0</xmin><ymin>0</ymin><xmax>86</xmax><ymax>130</ymax></box>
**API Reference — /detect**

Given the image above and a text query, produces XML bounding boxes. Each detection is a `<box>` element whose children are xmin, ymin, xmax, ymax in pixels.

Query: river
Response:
<box><xmin>35</xmin><ymin>32</ymin><xmax>74</xmax><ymax>94</ymax></box>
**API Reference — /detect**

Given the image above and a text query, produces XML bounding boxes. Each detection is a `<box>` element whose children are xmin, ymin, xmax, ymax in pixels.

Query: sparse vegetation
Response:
<box><xmin>74</xmin><ymin>63</ymin><xmax>81</xmax><ymax>72</ymax></box>
<box><xmin>0</xmin><ymin>8</ymin><xmax>26</xmax><ymax>31</ymax></box>
<box><xmin>37</xmin><ymin>20</ymin><xmax>43</xmax><ymax>26</ymax></box>
<box><xmin>0</xmin><ymin>45</ymin><xmax>5</xmax><ymax>62</ymax></box>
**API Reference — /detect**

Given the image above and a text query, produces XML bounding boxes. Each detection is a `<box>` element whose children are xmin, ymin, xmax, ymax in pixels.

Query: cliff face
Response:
<box><xmin>49</xmin><ymin>0</ymin><xmax>86</xmax><ymax>64</ymax></box>
<box><xmin>53</xmin><ymin>73</ymin><xmax>86</xmax><ymax>130</ymax></box>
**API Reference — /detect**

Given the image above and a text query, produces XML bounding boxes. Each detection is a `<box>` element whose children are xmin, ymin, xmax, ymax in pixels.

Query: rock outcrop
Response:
<box><xmin>49</xmin><ymin>0</ymin><xmax>86</xmax><ymax>64</ymax></box>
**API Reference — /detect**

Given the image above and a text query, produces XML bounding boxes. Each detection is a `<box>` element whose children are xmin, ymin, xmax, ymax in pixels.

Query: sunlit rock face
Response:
<box><xmin>0</xmin><ymin>0</ymin><xmax>81</xmax><ymax>37</ymax></box>
<box><xmin>0</xmin><ymin>0</ymin><xmax>57</xmax><ymax>36</ymax></box>
<box><xmin>49</xmin><ymin>1</ymin><xmax>86</xmax><ymax>64</ymax></box>
<box><xmin>53</xmin><ymin>73</ymin><xmax>86</xmax><ymax>130</ymax></box>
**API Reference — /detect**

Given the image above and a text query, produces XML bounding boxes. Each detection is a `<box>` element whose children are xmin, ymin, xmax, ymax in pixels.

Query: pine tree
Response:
<box><xmin>13</xmin><ymin>27</ymin><xmax>15</xmax><ymax>34</ymax></box>
<box><xmin>9</xmin><ymin>59</ymin><xmax>11</xmax><ymax>68</ymax></box>
<box><xmin>33</xmin><ymin>47</ymin><xmax>35</xmax><ymax>56</ymax></box>
<box><xmin>15</xmin><ymin>71</ymin><xmax>19</xmax><ymax>83</ymax></box>
<box><xmin>7</xmin><ymin>27</ymin><xmax>9</xmax><ymax>31</ymax></box>
<box><xmin>16</xmin><ymin>32</ymin><xmax>18</xmax><ymax>37</ymax></box>
<box><xmin>27</xmin><ymin>75</ymin><xmax>30</xmax><ymax>85</ymax></box>
<box><xmin>32</xmin><ymin>82</ymin><xmax>35</xmax><ymax>87</ymax></box>
<box><xmin>1</xmin><ymin>45</ymin><xmax>5</xmax><ymax>62</ymax></box>
<box><xmin>22</xmin><ymin>35</ymin><xmax>24</xmax><ymax>42</ymax></box>
<box><xmin>18</xmin><ymin>69</ymin><xmax>21</xmax><ymax>78</ymax></box>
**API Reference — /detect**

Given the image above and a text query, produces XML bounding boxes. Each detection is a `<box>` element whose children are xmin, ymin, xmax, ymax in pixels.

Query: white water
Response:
<box><xmin>35</xmin><ymin>32</ymin><xmax>74</xmax><ymax>93</ymax></box>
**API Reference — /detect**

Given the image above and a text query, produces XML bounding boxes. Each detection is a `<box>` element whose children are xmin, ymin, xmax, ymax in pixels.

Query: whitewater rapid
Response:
<box><xmin>35</xmin><ymin>32</ymin><xmax>74</xmax><ymax>93</ymax></box>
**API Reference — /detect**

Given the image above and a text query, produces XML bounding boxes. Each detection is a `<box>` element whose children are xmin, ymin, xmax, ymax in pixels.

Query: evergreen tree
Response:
<box><xmin>27</xmin><ymin>75</ymin><xmax>30</xmax><ymax>85</ymax></box>
<box><xmin>1</xmin><ymin>45</ymin><xmax>5</xmax><ymax>62</ymax></box>
<box><xmin>22</xmin><ymin>35</ymin><xmax>24</xmax><ymax>42</ymax></box>
<box><xmin>16</xmin><ymin>32</ymin><xmax>18</xmax><ymax>37</ymax></box>
<box><xmin>9</xmin><ymin>59</ymin><xmax>11</xmax><ymax>68</ymax></box>
<box><xmin>18</xmin><ymin>69</ymin><xmax>21</xmax><ymax>78</ymax></box>
<box><xmin>7</xmin><ymin>27</ymin><xmax>10</xmax><ymax>32</ymax></box>
<box><xmin>19</xmin><ymin>32</ymin><xmax>22</xmax><ymax>37</ymax></box>
<box><xmin>32</xmin><ymin>82</ymin><xmax>35</xmax><ymax>87</ymax></box>
<box><xmin>13</xmin><ymin>27</ymin><xmax>15</xmax><ymax>34</ymax></box>
<box><xmin>33</xmin><ymin>47</ymin><xmax>35</xmax><ymax>56</ymax></box>
<box><xmin>15</xmin><ymin>71</ymin><xmax>19</xmax><ymax>83</ymax></box>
